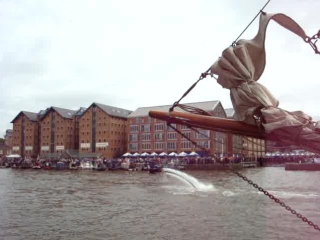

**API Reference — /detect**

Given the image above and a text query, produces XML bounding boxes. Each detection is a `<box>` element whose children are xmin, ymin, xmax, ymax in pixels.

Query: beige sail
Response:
<box><xmin>210</xmin><ymin>12</ymin><xmax>320</xmax><ymax>153</ymax></box>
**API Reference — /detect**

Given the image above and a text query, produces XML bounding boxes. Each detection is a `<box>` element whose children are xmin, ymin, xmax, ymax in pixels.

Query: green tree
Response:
<box><xmin>0</xmin><ymin>138</ymin><xmax>4</xmax><ymax>144</ymax></box>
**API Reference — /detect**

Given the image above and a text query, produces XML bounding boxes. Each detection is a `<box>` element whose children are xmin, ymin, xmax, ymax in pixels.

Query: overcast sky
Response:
<box><xmin>1</xmin><ymin>0</ymin><xmax>319</xmax><ymax>137</ymax></box>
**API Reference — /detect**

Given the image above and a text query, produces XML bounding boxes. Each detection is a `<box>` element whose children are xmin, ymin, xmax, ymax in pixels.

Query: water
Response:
<box><xmin>0</xmin><ymin>168</ymin><xmax>319</xmax><ymax>240</ymax></box>
<box><xmin>163</xmin><ymin>167</ymin><xmax>215</xmax><ymax>191</ymax></box>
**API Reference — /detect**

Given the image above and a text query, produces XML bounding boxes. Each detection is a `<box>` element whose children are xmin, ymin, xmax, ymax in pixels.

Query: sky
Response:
<box><xmin>0</xmin><ymin>0</ymin><xmax>319</xmax><ymax>137</ymax></box>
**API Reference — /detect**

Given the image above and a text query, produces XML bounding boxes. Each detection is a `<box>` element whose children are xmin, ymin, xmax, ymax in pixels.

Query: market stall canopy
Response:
<box><xmin>168</xmin><ymin>152</ymin><xmax>178</xmax><ymax>156</ymax></box>
<box><xmin>178</xmin><ymin>152</ymin><xmax>187</xmax><ymax>157</ymax></box>
<box><xmin>159</xmin><ymin>152</ymin><xmax>167</xmax><ymax>156</ymax></box>
<box><xmin>188</xmin><ymin>151</ymin><xmax>199</xmax><ymax>157</ymax></box>
<box><xmin>6</xmin><ymin>154</ymin><xmax>21</xmax><ymax>158</ymax></box>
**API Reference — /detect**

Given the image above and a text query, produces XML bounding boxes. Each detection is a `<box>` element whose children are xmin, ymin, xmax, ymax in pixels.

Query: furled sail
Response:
<box><xmin>210</xmin><ymin>12</ymin><xmax>320</xmax><ymax>153</ymax></box>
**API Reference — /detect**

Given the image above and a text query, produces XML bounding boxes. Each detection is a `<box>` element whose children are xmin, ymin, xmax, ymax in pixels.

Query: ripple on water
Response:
<box><xmin>0</xmin><ymin>168</ymin><xmax>320</xmax><ymax>240</ymax></box>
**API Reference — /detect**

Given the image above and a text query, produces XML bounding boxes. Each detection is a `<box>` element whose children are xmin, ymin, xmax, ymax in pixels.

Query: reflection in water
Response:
<box><xmin>0</xmin><ymin>168</ymin><xmax>319</xmax><ymax>240</ymax></box>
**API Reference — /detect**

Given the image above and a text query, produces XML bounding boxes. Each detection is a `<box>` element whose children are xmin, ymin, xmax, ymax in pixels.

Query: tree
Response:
<box><xmin>0</xmin><ymin>138</ymin><xmax>4</xmax><ymax>144</ymax></box>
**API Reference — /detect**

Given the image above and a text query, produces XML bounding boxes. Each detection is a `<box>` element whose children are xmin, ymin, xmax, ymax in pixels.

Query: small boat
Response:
<box><xmin>93</xmin><ymin>163</ymin><xmax>106</xmax><ymax>171</ymax></box>
<box><xmin>69</xmin><ymin>162</ymin><xmax>78</xmax><ymax>170</ymax></box>
<box><xmin>55</xmin><ymin>161</ymin><xmax>67</xmax><ymax>170</ymax></box>
<box><xmin>20</xmin><ymin>161</ymin><xmax>32</xmax><ymax>169</ymax></box>
<box><xmin>80</xmin><ymin>161</ymin><xmax>93</xmax><ymax>170</ymax></box>
<box><xmin>148</xmin><ymin>161</ymin><xmax>162</xmax><ymax>174</ymax></box>
<box><xmin>32</xmin><ymin>162</ymin><xmax>42</xmax><ymax>169</ymax></box>
<box><xmin>149</xmin><ymin>167</ymin><xmax>162</xmax><ymax>174</ymax></box>
<box><xmin>43</xmin><ymin>162</ymin><xmax>52</xmax><ymax>170</ymax></box>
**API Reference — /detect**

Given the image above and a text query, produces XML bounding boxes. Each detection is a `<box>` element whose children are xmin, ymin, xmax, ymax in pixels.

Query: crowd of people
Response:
<box><xmin>0</xmin><ymin>153</ymin><xmax>318</xmax><ymax>170</ymax></box>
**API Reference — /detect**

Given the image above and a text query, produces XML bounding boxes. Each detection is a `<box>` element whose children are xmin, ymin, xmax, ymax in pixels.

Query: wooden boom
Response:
<box><xmin>149</xmin><ymin>110</ymin><xmax>266</xmax><ymax>139</ymax></box>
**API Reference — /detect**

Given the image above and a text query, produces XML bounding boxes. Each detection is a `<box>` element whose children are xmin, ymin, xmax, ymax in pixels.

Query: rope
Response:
<box><xmin>169</xmin><ymin>69</ymin><xmax>211</xmax><ymax>113</ymax></box>
<box><xmin>231</xmin><ymin>0</ymin><xmax>271</xmax><ymax>46</ymax></box>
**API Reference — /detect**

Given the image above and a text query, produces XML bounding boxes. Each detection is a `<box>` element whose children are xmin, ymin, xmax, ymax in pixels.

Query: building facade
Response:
<box><xmin>78</xmin><ymin>103</ymin><xmax>132</xmax><ymax>158</ymax></box>
<box><xmin>11</xmin><ymin>111</ymin><xmax>39</xmax><ymax>158</ymax></box>
<box><xmin>225</xmin><ymin>108</ymin><xmax>265</xmax><ymax>158</ymax></box>
<box><xmin>0</xmin><ymin>143</ymin><xmax>10</xmax><ymax>157</ymax></box>
<box><xmin>4</xmin><ymin>129</ymin><xmax>13</xmax><ymax>148</ymax></box>
<box><xmin>39</xmin><ymin>107</ymin><xmax>77</xmax><ymax>155</ymax></box>
<box><xmin>127</xmin><ymin>101</ymin><xmax>230</xmax><ymax>156</ymax></box>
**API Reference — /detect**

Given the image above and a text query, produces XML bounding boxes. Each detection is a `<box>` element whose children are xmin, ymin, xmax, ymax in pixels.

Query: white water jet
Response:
<box><xmin>163</xmin><ymin>168</ymin><xmax>215</xmax><ymax>191</ymax></box>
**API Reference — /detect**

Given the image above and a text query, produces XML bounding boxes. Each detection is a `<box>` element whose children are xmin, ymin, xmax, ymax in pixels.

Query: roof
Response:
<box><xmin>40</xmin><ymin>106</ymin><xmax>77</xmax><ymax>120</ymax></box>
<box><xmin>128</xmin><ymin>100</ymin><xmax>220</xmax><ymax>118</ymax></box>
<box><xmin>11</xmin><ymin>111</ymin><xmax>38</xmax><ymax>123</ymax></box>
<box><xmin>80</xmin><ymin>102</ymin><xmax>132</xmax><ymax>119</ymax></box>
<box><xmin>74</xmin><ymin>107</ymin><xmax>87</xmax><ymax>116</ymax></box>
<box><xmin>224</xmin><ymin>108</ymin><xmax>236</xmax><ymax>119</ymax></box>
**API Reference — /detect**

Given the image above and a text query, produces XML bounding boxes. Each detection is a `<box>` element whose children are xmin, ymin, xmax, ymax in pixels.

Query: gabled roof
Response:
<box><xmin>80</xmin><ymin>102</ymin><xmax>132</xmax><ymax>119</ymax></box>
<box><xmin>11</xmin><ymin>111</ymin><xmax>38</xmax><ymax>123</ymax></box>
<box><xmin>74</xmin><ymin>107</ymin><xmax>87</xmax><ymax>116</ymax></box>
<box><xmin>224</xmin><ymin>108</ymin><xmax>236</xmax><ymax>119</ymax></box>
<box><xmin>40</xmin><ymin>106</ymin><xmax>77</xmax><ymax>120</ymax></box>
<box><xmin>128</xmin><ymin>100</ymin><xmax>220</xmax><ymax>118</ymax></box>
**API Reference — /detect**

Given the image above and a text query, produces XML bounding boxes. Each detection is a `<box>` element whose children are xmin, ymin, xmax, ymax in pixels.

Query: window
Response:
<box><xmin>167</xmin><ymin>124</ymin><xmax>177</xmax><ymax>131</ymax></box>
<box><xmin>196</xmin><ymin>140</ymin><xmax>210</xmax><ymax>148</ymax></box>
<box><xmin>154</xmin><ymin>133</ymin><xmax>164</xmax><ymax>141</ymax></box>
<box><xmin>196</xmin><ymin>129</ymin><xmax>210</xmax><ymax>139</ymax></box>
<box><xmin>141</xmin><ymin>124</ymin><xmax>150</xmax><ymax>132</ymax></box>
<box><xmin>141</xmin><ymin>133</ymin><xmax>151</xmax><ymax>141</ymax></box>
<box><xmin>180</xmin><ymin>125</ymin><xmax>190</xmax><ymax>130</ymax></box>
<box><xmin>154</xmin><ymin>123</ymin><xmax>164</xmax><ymax>131</ymax></box>
<box><xmin>167</xmin><ymin>132</ymin><xmax>177</xmax><ymax>140</ymax></box>
<box><xmin>182</xmin><ymin>131</ymin><xmax>192</xmax><ymax>140</ymax></box>
<box><xmin>130</xmin><ymin>125</ymin><xmax>139</xmax><ymax>132</ymax></box>
<box><xmin>167</xmin><ymin>142</ymin><xmax>177</xmax><ymax>150</ymax></box>
<box><xmin>181</xmin><ymin>141</ymin><xmax>192</xmax><ymax>149</ymax></box>
<box><xmin>141</xmin><ymin>143</ymin><xmax>151</xmax><ymax>150</ymax></box>
<box><xmin>129</xmin><ymin>143</ymin><xmax>138</xmax><ymax>151</ymax></box>
<box><xmin>154</xmin><ymin>142</ymin><xmax>164</xmax><ymax>150</ymax></box>
<box><xmin>129</xmin><ymin>134</ymin><xmax>138</xmax><ymax>141</ymax></box>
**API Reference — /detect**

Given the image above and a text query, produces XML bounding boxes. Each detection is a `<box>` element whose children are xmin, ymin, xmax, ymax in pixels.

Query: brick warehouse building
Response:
<box><xmin>11</xmin><ymin>111</ymin><xmax>39</xmax><ymax>158</ymax></box>
<box><xmin>78</xmin><ymin>102</ymin><xmax>132</xmax><ymax>158</ymax></box>
<box><xmin>127</xmin><ymin>101</ymin><xmax>233</xmax><ymax>156</ymax></box>
<box><xmin>4</xmin><ymin>129</ymin><xmax>13</xmax><ymax>150</ymax></box>
<box><xmin>39</xmin><ymin>107</ymin><xmax>77</xmax><ymax>155</ymax></box>
<box><xmin>225</xmin><ymin>108</ymin><xmax>265</xmax><ymax>158</ymax></box>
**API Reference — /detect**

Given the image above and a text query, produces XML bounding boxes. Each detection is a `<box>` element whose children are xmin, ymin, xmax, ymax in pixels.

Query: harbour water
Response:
<box><xmin>0</xmin><ymin>167</ymin><xmax>319</xmax><ymax>240</ymax></box>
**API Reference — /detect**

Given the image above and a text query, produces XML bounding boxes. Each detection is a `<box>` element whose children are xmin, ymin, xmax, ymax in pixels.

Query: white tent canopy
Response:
<box><xmin>150</xmin><ymin>152</ymin><xmax>158</xmax><ymax>156</ymax></box>
<box><xmin>6</xmin><ymin>154</ymin><xmax>21</xmax><ymax>158</ymax></box>
<box><xmin>188</xmin><ymin>151</ymin><xmax>199</xmax><ymax>157</ymax></box>
<box><xmin>168</xmin><ymin>152</ymin><xmax>178</xmax><ymax>156</ymax></box>
<box><xmin>141</xmin><ymin>152</ymin><xmax>149</xmax><ymax>156</ymax></box>
<box><xmin>159</xmin><ymin>152</ymin><xmax>167</xmax><ymax>156</ymax></box>
<box><xmin>178</xmin><ymin>152</ymin><xmax>187</xmax><ymax>157</ymax></box>
<box><xmin>122</xmin><ymin>152</ymin><xmax>132</xmax><ymax>157</ymax></box>
<box><xmin>132</xmin><ymin>152</ymin><xmax>140</xmax><ymax>157</ymax></box>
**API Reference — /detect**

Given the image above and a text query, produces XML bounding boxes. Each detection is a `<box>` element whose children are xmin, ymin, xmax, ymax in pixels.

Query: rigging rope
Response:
<box><xmin>231</xmin><ymin>0</ymin><xmax>271</xmax><ymax>46</ymax></box>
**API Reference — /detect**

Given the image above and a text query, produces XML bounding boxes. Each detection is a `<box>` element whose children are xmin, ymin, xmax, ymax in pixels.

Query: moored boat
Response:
<box><xmin>43</xmin><ymin>162</ymin><xmax>52</xmax><ymax>170</ymax></box>
<box><xmin>80</xmin><ymin>161</ymin><xmax>93</xmax><ymax>170</ymax></box>
<box><xmin>32</xmin><ymin>162</ymin><xmax>42</xmax><ymax>169</ymax></box>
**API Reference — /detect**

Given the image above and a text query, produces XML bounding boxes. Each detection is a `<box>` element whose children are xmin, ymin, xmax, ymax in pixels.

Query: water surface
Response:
<box><xmin>0</xmin><ymin>167</ymin><xmax>319</xmax><ymax>240</ymax></box>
